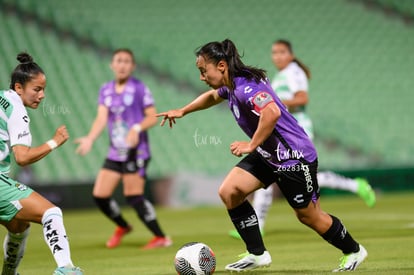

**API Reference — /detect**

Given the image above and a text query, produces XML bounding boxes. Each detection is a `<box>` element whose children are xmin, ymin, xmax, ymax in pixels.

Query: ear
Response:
<box><xmin>217</xmin><ymin>60</ymin><xmax>227</xmax><ymax>73</ymax></box>
<box><xmin>14</xmin><ymin>83</ymin><xmax>24</xmax><ymax>95</ymax></box>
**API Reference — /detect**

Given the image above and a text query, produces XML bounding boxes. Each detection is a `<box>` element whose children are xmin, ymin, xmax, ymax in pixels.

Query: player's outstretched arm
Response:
<box><xmin>13</xmin><ymin>125</ymin><xmax>69</xmax><ymax>166</ymax></box>
<box><xmin>156</xmin><ymin>89</ymin><xmax>223</xmax><ymax>128</ymax></box>
<box><xmin>75</xmin><ymin>105</ymin><xmax>108</xmax><ymax>155</ymax></box>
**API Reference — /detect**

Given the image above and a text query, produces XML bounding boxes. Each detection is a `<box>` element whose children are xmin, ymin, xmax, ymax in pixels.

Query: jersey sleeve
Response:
<box><xmin>251</xmin><ymin>91</ymin><xmax>275</xmax><ymax>112</ymax></box>
<box><xmin>142</xmin><ymin>85</ymin><xmax>155</xmax><ymax>108</ymax></box>
<box><xmin>217</xmin><ymin>87</ymin><xmax>229</xmax><ymax>99</ymax></box>
<box><xmin>286</xmin><ymin>68</ymin><xmax>308</xmax><ymax>94</ymax></box>
<box><xmin>98</xmin><ymin>85</ymin><xmax>107</xmax><ymax>106</ymax></box>
<box><xmin>8</xmin><ymin>104</ymin><xmax>32</xmax><ymax>147</ymax></box>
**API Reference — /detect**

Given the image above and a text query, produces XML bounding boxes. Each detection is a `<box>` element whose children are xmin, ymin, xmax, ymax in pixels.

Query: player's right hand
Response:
<box><xmin>156</xmin><ymin>109</ymin><xmax>184</xmax><ymax>128</ymax></box>
<box><xmin>74</xmin><ymin>136</ymin><xmax>93</xmax><ymax>156</ymax></box>
<box><xmin>53</xmin><ymin>125</ymin><xmax>69</xmax><ymax>147</ymax></box>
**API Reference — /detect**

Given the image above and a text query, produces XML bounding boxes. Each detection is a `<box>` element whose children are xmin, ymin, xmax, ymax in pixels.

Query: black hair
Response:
<box><xmin>9</xmin><ymin>52</ymin><xmax>44</xmax><ymax>90</ymax></box>
<box><xmin>195</xmin><ymin>39</ymin><xmax>267</xmax><ymax>89</ymax></box>
<box><xmin>274</xmin><ymin>39</ymin><xmax>311</xmax><ymax>79</ymax></box>
<box><xmin>112</xmin><ymin>48</ymin><xmax>136</xmax><ymax>63</ymax></box>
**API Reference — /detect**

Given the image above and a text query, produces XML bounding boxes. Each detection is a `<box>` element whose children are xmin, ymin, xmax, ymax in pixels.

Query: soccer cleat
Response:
<box><xmin>225</xmin><ymin>251</ymin><xmax>271</xmax><ymax>272</ymax></box>
<box><xmin>106</xmin><ymin>225</ymin><xmax>132</xmax><ymax>248</ymax></box>
<box><xmin>142</xmin><ymin>236</ymin><xmax>173</xmax><ymax>249</ymax></box>
<box><xmin>53</xmin><ymin>266</ymin><xmax>83</xmax><ymax>275</ymax></box>
<box><xmin>228</xmin><ymin>229</ymin><xmax>264</xmax><ymax>240</ymax></box>
<box><xmin>333</xmin><ymin>245</ymin><xmax>368</xmax><ymax>272</ymax></box>
<box><xmin>355</xmin><ymin>178</ymin><xmax>376</xmax><ymax>208</ymax></box>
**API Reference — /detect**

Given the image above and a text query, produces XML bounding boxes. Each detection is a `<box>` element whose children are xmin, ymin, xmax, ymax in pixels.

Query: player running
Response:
<box><xmin>229</xmin><ymin>39</ymin><xmax>376</xmax><ymax>239</ymax></box>
<box><xmin>157</xmin><ymin>39</ymin><xmax>368</xmax><ymax>272</ymax></box>
<box><xmin>75</xmin><ymin>49</ymin><xmax>171</xmax><ymax>249</ymax></box>
<box><xmin>0</xmin><ymin>52</ymin><xmax>83</xmax><ymax>275</ymax></box>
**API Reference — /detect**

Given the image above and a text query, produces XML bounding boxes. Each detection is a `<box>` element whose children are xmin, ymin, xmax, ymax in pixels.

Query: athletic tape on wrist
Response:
<box><xmin>46</xmin><ymin>139</ymin><xmax>58</xmax><ymax>150</ymax></box>
<box><xmin>132</xmin><ymin>124</ymin><xmax>142</xmax><ymax>133</ymax></box>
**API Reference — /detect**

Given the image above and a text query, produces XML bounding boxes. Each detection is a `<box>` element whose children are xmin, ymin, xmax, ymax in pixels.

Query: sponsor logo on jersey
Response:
<box><xmin>275</xmin><ymin>142</ymin><xmax>305</xmax><ymax>161</ymax></box>
<box><xmin>0</xmin><ymin>96</ymin><xmax>10</xmax><ymax>111</ymax></box>
<box><xmin>22</xmin><ymin>115</ymin><xmax>29</xmax><ymax>123</ymax></box>
<box><xmin>17</xmin><ymin>131</ymin><xmax>30</xmax><ymax>139</ymax></box>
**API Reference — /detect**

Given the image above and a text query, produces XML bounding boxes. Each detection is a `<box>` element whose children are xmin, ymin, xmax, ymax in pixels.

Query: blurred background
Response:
<box><xmin>1</xmin><ymin>0</ymin><xmax>413</xmax><ymax>208</ymax></box>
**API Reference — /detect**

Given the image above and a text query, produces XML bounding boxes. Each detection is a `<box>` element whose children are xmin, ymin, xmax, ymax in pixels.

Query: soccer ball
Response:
<box><xmin>174</xmin><ymin>242</ymin><xmax>216</xmax><ymax>275</ymax></box>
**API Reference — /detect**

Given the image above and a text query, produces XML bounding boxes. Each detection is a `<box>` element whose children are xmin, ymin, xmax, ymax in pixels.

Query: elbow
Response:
<box><xmin>14</xmin><ymin>157</ymin><xmax>31</xmax><ymax>167</ymax></box>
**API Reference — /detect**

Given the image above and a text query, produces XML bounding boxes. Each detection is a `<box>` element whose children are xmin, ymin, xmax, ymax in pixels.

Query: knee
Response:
<box><xmin>296</xmin><ymin>212</ymin><xmax>313</xmax><ymax>226</ymax></box>
<box><xmin>218</xmin><ymin>184</ymin><xmax>244</xmax><ymax>208</ymax></box>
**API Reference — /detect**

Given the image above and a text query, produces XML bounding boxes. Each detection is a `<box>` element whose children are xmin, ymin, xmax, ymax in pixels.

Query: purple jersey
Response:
<box><xmin>218</xmin><ymin>77</ymin><xmax>317</xmax><ymax>169</ymax></box>
<box><xmin>98</xmin><ymin>77</ymin><xmax>154</xmax><ymax>162</ymax></box>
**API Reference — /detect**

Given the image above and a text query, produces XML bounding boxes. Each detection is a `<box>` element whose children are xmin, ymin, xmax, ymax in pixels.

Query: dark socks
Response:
<box><xmin>228</xmin><ymin>200</ymin><xmax>266</xmax><ymax>255</ymax></box>
<box><xmin>321</xmin><ymin>215</ymin><xmax>360</xmax><ymax>254</ymax></box>
<box><xmin>94</xmin><ymin>197</ymin><xmax>129</xmax><ymax>228</ymax></box>
<box><xmin>126</xmin><ymin>195</ymin><xmax>165</xmax><ymax>237</ymax></box>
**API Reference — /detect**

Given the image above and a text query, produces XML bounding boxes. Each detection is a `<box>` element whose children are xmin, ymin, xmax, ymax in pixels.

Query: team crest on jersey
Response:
<box><xmin>123</xmin><ymin>94</ymin><xmax>134</xmax><ymax>106</ymax></box>
<box><xmin>15</xmin><ymin>182</ymin><xmax>28</xmax><ymax>191</ymax></box>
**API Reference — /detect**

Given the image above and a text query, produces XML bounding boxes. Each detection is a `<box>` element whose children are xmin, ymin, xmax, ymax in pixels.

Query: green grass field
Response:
<box><xmin>2</xmin><ymin>191</ymin><xmax>413</xmax><ymax>274</ymax></box>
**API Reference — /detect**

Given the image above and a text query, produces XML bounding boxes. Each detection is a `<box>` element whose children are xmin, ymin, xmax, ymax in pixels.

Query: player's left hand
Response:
<box><xmin>230</xmin><ymin>141</ymin><xmax>254</xmax><ymax>157</ymax></box>
<box><xmin>125</xmin><ymin>129</ymin><xmax>140</xmax><ymax>148</ymax></box>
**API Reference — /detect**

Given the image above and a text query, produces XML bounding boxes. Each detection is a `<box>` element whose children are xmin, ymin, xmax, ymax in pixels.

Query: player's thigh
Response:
<box><xmin>121</xmin><ymin>173</ymin><xmax>145</xmax><ymax>195</ymax></box>
<box><xmin>93</xmin><ymin>168</ymin><xmax>122</xmax><ymax>197</ymax></box>
<box><xmin>14</xmin><ymin>191</ymin><xmax>55</xmax><ymax>223</ymax></box>
<box><xmin>219</xmin><ymin>167</ymin><xmax>263</xmax><ymax>208</ymax></box>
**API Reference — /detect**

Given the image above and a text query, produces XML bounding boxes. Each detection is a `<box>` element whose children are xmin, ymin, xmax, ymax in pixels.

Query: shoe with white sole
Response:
<box><xmin>333</xmin><ymin>244</ymin><xmax>368</xmax><ymax>272</ymax></box>
<box><xmin>225</xmin><ymin>251</ymin><xmax>271</xmax><ymax>272</ymax></box>
<box><xmin>53</xmin><ymin>266</ymin><xmax>83</xmax><ymax>275</ymax></box>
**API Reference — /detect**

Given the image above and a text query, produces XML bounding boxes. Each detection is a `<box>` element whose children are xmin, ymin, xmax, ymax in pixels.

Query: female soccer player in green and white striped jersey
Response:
<box><xmin>0</xmin><ymin>52</ymin><xmax>83</xmax><ymax>275</ymax></box>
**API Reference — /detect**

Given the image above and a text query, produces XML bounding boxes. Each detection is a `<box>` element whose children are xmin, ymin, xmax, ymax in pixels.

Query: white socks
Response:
<box><xmin>2</xmin><ymin>226</ymin><xmax>30</xmax><ymax>275</ymax></box>
<box><xmin>252</xmin><ymin>185</ymin><xmax>274</xmax><ymax>231</ymax></box>
<box><xmin>317</xmin><ymin>171</ymin><xmax>358</xmax><ymax>193</ymax></box>
<box><xmin>41</xmin><ymin>207</ymin><xmax>74</xmax><ymax>268</ymax></box>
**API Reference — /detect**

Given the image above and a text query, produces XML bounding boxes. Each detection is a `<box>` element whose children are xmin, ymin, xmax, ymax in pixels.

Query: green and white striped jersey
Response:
<box><xmin>0</xmin><ymin>90</ymin><xmax>32</xmax><ymax>175</ymax></box>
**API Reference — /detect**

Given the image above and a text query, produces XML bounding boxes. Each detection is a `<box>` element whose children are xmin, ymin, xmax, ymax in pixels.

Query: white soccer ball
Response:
<box><xmin>174</xmin><ymin>242</ymin><xmax>216</xmax><ymax>275</ymax></box>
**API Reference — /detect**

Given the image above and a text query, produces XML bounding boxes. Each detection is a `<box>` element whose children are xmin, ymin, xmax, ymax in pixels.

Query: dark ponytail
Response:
<box><xmin>195</xmin><ymin>39</ymin><xmax>267</xmax><ymax>88</ymax></box>
<box><xmin>10</xmin><ymin>52</ymin><xmax>44</xmax><ymax>90</ymax></box>
<box><xmin>274</xmin><ymin>39</ymin><xmax>311</xmax><ymax>79</ymax></box>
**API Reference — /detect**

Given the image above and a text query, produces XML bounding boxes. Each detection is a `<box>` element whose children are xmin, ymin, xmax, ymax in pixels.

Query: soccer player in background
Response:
<box><xmin>157</xmin><ymin>39</ymin><xmax>368</xmax><ymax>272</ymax></box>
<box><xmin>75</xmin><ymin>49</ymin><xmax>172</xmax><ymax>249</ymax></box>
<box><xmin>229</xmin><ymin>39</ymin><xmax>376</xmax><ymax>239</ymax></box>
<box><xmin>0</xmin><ymin>52</ymin><xmax>83</xmax><ymax>275</ymax></box>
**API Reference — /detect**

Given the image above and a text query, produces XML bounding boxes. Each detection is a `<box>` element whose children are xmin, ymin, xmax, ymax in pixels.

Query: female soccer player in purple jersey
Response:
<box><xmin>75</xmin><ymin>49</ymin><xmax>171</xmax><ymax>249</ymax></box>
<box><xmin>229</xmin><ymin>39</ymin><xmax>376</xmax><ymax>239</ymax></box>
<box><xmin>157</xmin><ymin>39</ymin><xmax>367</xmax><ymax>272</ymax></box>
<box><xmin>0</xmin><ymin>53</ymin><xmax>82</xmax><ymax>275</ymax></box>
